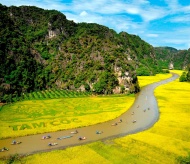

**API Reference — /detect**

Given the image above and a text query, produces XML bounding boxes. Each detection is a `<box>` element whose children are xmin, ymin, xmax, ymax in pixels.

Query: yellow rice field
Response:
<box><xmin>0</xmin><ymin>95</ymin><xmax>135</xmax><ymax>139</ymax></box>
<box><xmin>1</xmin><ymin>71</ymin><xmax>190</xmax><ymax>163</ymax></box>
<box><xmin>138</xmin><ymin>73</ymin><xmax>172</xmax><ymax>88</ymax></box>
<box><xmin>0</xmin><ymin>73</ymin><xmax>171</xmax><ymax>139</ymax></box>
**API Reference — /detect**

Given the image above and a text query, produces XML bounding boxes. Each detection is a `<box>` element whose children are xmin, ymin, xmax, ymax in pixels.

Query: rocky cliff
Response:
<box><xmin>0</xmin><ymin>4</ymin><xmax>161</xmax><ymax>102</ymax></box>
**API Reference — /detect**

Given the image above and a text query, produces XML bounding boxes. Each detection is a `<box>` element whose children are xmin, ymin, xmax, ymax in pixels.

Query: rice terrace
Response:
<box><xmin>0</xmin><ymin>71</ymin><xmax>190</xmax><ymax>163</ymax></box>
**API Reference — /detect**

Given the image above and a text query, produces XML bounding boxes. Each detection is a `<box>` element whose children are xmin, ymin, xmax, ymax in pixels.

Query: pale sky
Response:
<box><xmin>1</xmin><ymin>0</ymin><xmax>190</xmax><ymax>50</ymax></box>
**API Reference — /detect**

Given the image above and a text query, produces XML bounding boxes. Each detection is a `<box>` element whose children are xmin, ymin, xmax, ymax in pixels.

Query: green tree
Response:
<box><xmin>179</xmin><ymin>72</ymin><xmax>187</xmax><ymax>82</ymax></box>
<box><xmin>186</xmin><ymin>65</ymin><xmax>190</xmax><ymax>82</ymax></box>
<box><xmin>136</xmin><ymin>67</ymin><xmax>150</xmax><ymax>76</ymax></box>
<box><xmin>177</xmin><ymin>153</ymin><xmax>190</xmax><ymax>164</ymax></box>
<box><xmin>187</xmin><ymin>71</ymin><xmax>190</xmax><ymax>82</ymax></box>
<box><xmin>93</xmin><ymin>71</ymin><xmax>118</xmax><ymax>94</ymax></box>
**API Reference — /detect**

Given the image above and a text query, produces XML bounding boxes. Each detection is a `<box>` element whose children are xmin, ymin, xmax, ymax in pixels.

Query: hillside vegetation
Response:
<box><xmin>0</xmin><ymin>4</ymin><xmax>162</xmax><ymax>102</ymax></box>
<box><xmin>155</xmin><ymin>47</ymin><xmax>190</xmax><ymax>70</ymax></box>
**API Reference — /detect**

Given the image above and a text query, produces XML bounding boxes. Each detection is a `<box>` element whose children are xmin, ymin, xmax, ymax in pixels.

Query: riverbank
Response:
<box><xmin>18</xmin><ymin>70</ymin><xmax>190</xmax><ymax>164</ymax></box>
<box><xmin>0</xmin><ymin>73</ymin><xmax>177</xmax><ymax>159</ymax></box>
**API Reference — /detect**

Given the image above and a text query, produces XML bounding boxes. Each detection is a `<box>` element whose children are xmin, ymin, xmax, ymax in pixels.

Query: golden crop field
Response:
<box><xmin>0</xmin><ymin>95</ymin><xmax>135</xmax><ymax>139</ymax></box>
<box><xmin>1</xmin><ymin>71</ymin><xmax>189</xmax><ymax>164</ymax></box>
<box><xmin>0</xmin><ymin>73</ymin><xmax>171</xmax><ymax>139</ymax></box>
<box><xmin>138</xmin><ymin>73</ymin><xmax>172</xmax><ymax>88</ymax></box>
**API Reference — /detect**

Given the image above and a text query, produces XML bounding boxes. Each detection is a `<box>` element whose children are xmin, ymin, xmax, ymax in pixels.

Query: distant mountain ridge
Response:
<box><xmin>1</xmin><ymin>3</ymin><xmax>187</xmax><ymax>102</ymax></box>
<box><xmin>154</xmin><ymin>47</ymin><xmax>190</xmax><ymax>70</ymax></box>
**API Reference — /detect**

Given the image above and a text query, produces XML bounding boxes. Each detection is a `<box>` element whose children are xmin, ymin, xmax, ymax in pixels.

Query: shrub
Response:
<box><xmin>177</xmin><ymin>154</ymin><xmax>190</xmax><ymax>164</ymax></box>
<box><xmin>179</xmin><ymin>72</ymin><xmax>187</xmax><ymax>82</ymax></box>
<box><xmin>136</xmin><ymin>67</ymin><xmax>150</xmax><ymax>76</ymax></box>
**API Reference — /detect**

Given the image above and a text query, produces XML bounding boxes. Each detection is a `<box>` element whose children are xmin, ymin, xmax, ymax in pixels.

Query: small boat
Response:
<box><xmin>0</xmin><ymin>147</ymin><xmax>9</xmax><ymax>152</ymax></box>
<box><xmin>70</xmin><ymin>130</ymin><xmax>78</xmax><ymax>134</ymax></box>
<box><xmin>111</xmin><ymin>123</ymin><xmax>118</xmax><ymax>126</ymax></box>
<box><xmin>48</xmin><ymin>143</ymin><xmax>58</xmax><ymax>146</ymax></box>
<box><xmin>118</xmin><ymin>119</ymin><xmax>122</xmax><ymax>123</ymax></box>
<box><xmin>57</xmin><ymin>135</ymin><xmax>73</xmax><ymax>140</ymax></box>
<box><xmin>96</xmin><ymin>131</ymin><xmax>103</xmax><ymax>134</ymax></box>
<box><xmin>41</xmin><ymin>135</ymin><xmax>51</xmax><ymax>140</ymax></box>
<box><xmin>132</xmin><ymin>120</ymin><xmax>137</xmax><ymax>123</ymax></box>
<box><xmin>11</xmin><ymin>141</ymin><xmax>22</xmax><ymax>145</ymax></box>
<box><xmin>78</xmin><ymin>136</ymin><xmax>86</xmax><ymax>140</ymax></box>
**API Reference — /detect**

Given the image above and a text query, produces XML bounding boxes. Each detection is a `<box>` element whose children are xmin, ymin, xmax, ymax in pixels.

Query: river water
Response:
<box><xmin>0</xmin><ymin>73</ymin><xmax>179</xmax><ymax>158</ymax></box>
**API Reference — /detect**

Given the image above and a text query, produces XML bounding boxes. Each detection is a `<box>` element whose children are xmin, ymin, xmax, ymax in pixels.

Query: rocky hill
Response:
<box><xmin>155</xmin><ymin>47</ymin><xmax>190</xmax><ymax>70</ymax></box>
<box><xmin>0</xmin><ymin>4</ymin><xmax>161</xmax><ymax>102</ymax></box>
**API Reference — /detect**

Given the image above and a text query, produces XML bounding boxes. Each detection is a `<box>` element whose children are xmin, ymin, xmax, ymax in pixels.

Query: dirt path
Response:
<box><xmin>0</xmin><ymin>73</ymin><xmax>179</xmax><ymax>158</ymax></box>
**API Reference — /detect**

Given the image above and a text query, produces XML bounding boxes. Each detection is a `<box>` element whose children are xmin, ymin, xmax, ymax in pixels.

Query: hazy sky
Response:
<box><xmin>1</xmin><ymin>0</ymin><xmax>190</xmax><ymax>50</ymax></box>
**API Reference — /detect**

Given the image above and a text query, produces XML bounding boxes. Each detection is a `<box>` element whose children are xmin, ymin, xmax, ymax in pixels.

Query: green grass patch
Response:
<box><xmin>22</xmin><ymin>89</ymin><xmax>91</xmax><ymax>101</ymax></box>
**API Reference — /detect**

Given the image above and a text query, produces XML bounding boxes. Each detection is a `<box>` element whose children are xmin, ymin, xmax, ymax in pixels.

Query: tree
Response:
<box><xmin>179</xmin><ymin>72</ymin><xmax>187</xmax><ymax>82</ymax></box>
<box><xmin>93</xmin><ymin>71</ymin><xmax>118</xmax><ymax>94</ymax></box>
<box><xmin>136</xmin><ymin>67</ymin><xmax>150</xmax><ymax>76</ymax></box>
<box><xmin>187</xmin><ymin>71</ymin><xmax>190</xmax><ymax>82</ymax></box>
<box><xmin>186</xmin><ymin>65</ymin><xmax>190</xmax><ymax>82</ymax></box>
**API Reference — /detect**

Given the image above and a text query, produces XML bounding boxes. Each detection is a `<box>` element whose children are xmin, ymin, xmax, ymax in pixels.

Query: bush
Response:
<box><xmin>136</xmin><ymin>67</ymin><xmax>150</xmax><ymax>76</ymax></box>
<box><xmin>7</xmin><ymin>154</ymin><xmax>21</xmax><ymax>164</ymax></box>
<box><xmin>177</xmin><ymin>154</ymin><xmax>190</xmax><ymax>164</ymax></box>
<box><xmin>162</xmin><ymin>69</ymin><xmax>170</xmax><ymax>73</ymax></box>
<box><xmin>179</xmin><ymin>72</ymin><xmax>187</xmax><ymax>82</ymax></box>
<box><xmin>187</xmin><ymin>72</ymin><xmax>190</xmax><ymax>82</ymax></box>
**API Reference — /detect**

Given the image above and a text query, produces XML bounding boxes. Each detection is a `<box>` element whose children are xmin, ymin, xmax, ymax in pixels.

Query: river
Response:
<box><xmin>0</xmin><ymin>73</ymin><xmax>179</xmax><ymax>158</ymax></box>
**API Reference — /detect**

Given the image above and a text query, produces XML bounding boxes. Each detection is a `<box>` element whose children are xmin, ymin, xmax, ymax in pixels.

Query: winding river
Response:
<box><xmin>0</xmin><ymin>73</ymin><xmax>179</xmax><ymax>158</ymax></box>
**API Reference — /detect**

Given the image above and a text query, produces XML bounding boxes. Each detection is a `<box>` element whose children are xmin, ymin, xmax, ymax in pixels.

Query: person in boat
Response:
<box><xmin>71</xmin><ymin>130</ymin><xmax>78</xmax><ymax>134</ymax></box>
<box><xmin>78</xmin><ymin>136</ymin><xmax>86</xmax><ymax>140</ymax></box>
<box><xmin>96</xmin><ymin>131</ymin><xmax>103</xmax><ymax>134</ymax></box>
<box><xmin>42</xmin><ymin>136</ymin><xmax>46</xmax><ymax>139</ymax></box>
<box><xmin>48</xmin><ymin>143</ymin><xmax>57</xmax><ymax>146</ymax></box>
<box><xmin>1</xmin><ymin>147</ymin><xmax>8</xmax><ymax>152</ymax></box>
<box><xmin>42</xmin><ymin>135</ymin><xmax>51</xmax><ymax>139</ymax></box>
<box><xmin>118</xmin><ymin>119</ymin><xmax>122</xmax><ymax>123</ymax></box>
<box><xmin>133</xmin><ymin>120</ymin><xmax>137</xmax><ymax>123</ymax></box>
<box><xmin>48</xmin><ymin>143</ymin><xmax>52</xmax><ymax>146</ymax></box>
<box><xmin>111</xmin><ymin>122</ymin><xmax>117</xmax><ymax>126</ymax></box>
<box><xmin>11</xmin><ymin>140</ymin><xmax>22</xmax><ymax>145</ymax></box>
<box><xmin>12</xmin><ymin>140</ymin><xmax>17</xmax><ymax>145</ymax></box>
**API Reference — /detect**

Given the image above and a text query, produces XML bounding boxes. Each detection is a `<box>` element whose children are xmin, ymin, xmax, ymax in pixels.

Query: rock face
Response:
<box><xmin>155</xmin><ymin>47</ymin><xmax>190</xmax><ymax>70</ymax></box>
<box><xmin>113</xmin><ymin>66</ymin><xmax>139</xmax><ymax>94</ymax></box>
<box><xmin>48</xmin><ymin>29</ymin><xmax>59</xmax><ymax>38</ymax></box>
<box><xmin>1</xmin><ymin>4</ymin><xmax>160</xmax><ymax>102</ymax></box>
<box><xmin>47</xmin><ymin>22</ymin><xmax>61</xmax><ymax>39</ymax></box>
<box><xmin>169</xmin><ymin>62</ymin><xmax>174</xmax><ymax>70</ymax></box>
